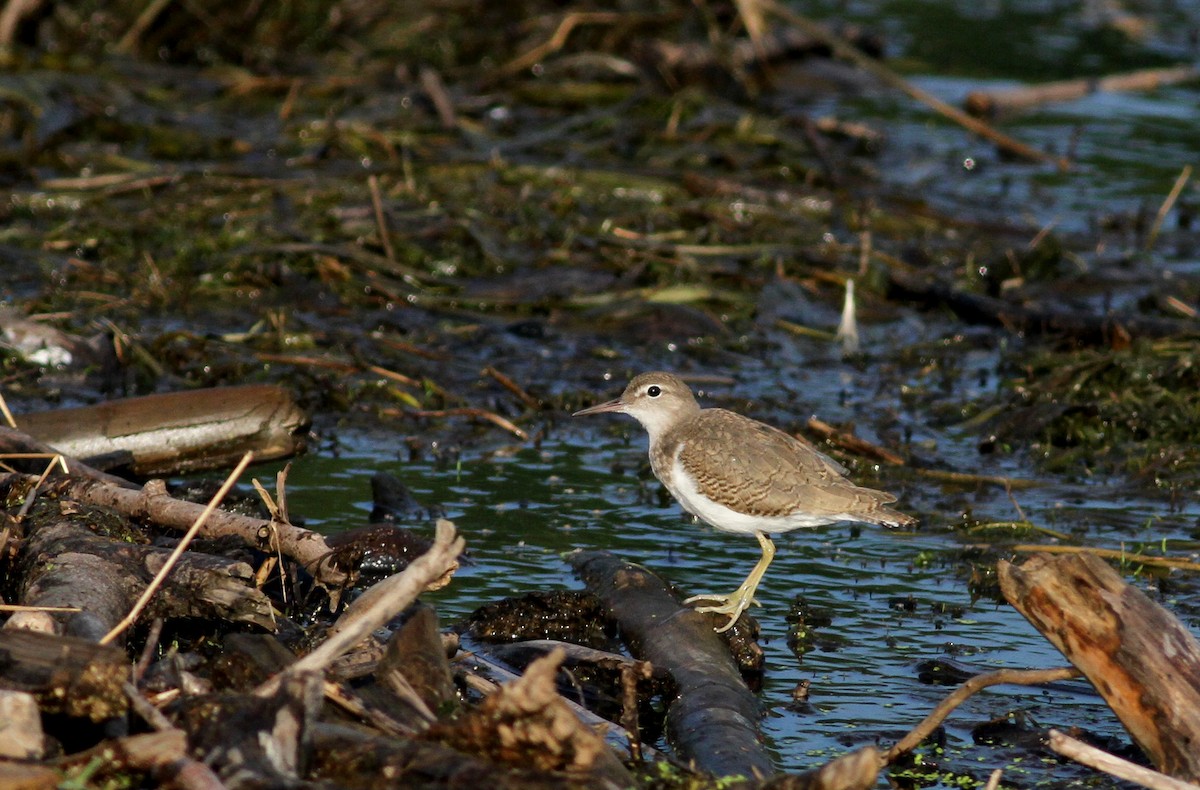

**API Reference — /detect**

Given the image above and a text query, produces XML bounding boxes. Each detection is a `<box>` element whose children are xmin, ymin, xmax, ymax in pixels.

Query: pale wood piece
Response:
<box><xmin>999</xmin><ymin>553</ymin><xmax>1200</xmax><ymax>781</ymax></box>
<box><xmin>0</xmin><ymin>689</ymin><xmax>45</xmax><ymax>759</ymax></box>
<box><xmin>15</xmin><ymin>384</ymin><xmax>308</xmax><ymax>476</ymax></box>
<box><xmin>1048</xmin><ymin>729</ymin><xmax>1200</xmax><ymax>790</ymax></box>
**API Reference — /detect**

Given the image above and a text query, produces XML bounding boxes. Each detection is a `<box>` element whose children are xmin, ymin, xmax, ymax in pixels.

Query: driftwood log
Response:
<box><xmin>569</xmin><ymin>549</ymin><xmax>776</xmax><ymax>779</ymax></box>
<box><xmin>999</xmin><ymin>553</ymin><xmax>1200</xmax><ymax>781</ymax></box>
<box><xmin>14</xmin><ymin>385</ymin><xmax>310</xmax><ymax>476</ymax></box>
<box><xmin>5</xmin><ymin>499</ymin><xmax>275</xmax><ymax>636</ymax></box>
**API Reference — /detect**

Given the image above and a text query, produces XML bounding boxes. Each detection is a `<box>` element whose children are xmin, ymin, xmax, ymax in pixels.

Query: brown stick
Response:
<box><xmin>999</xmin><ymin>553</ymin><xmax>1200</xmax><ymax>780</ymax></box>
<box><xmin>1004</xmin><ymin>543</ymin><xmax>1200</xmax><ymax>573</ymax></box>
<box><xmin>965</xmin><ymin>65</ymin><xmax>1200</xmax><ymax>118</ymax></box>
<box><xmin>0</xmin><ymin>472</ymin><xmax>350</xmax><ymax>589</ymax></box>
<box><xmin>805</xmin><ymin>416</ymin><xmax>905</xmax><ymax>466</ymax></box>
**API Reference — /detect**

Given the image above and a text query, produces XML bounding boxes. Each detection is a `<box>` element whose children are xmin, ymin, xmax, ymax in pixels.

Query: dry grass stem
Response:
<box><xmin>1008</xmin><ymin>543</ymin><xmax>1200</xmax><ymax>573</ymax></box>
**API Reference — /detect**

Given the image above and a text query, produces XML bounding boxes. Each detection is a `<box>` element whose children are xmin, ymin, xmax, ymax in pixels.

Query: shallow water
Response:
<box><xmin>267</xmin><ymin>355</ymin><xmax>1197</xmax><ymax>781</ymax></box>
<box><xmin>227</xmin><ymin>0</ymin><xmax>1200</xmax><ymax>781</ymax></box>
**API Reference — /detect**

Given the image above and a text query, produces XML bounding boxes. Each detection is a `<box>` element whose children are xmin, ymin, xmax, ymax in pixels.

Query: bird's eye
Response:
<box><xmin>647</xmin><ymin>385</ymin><xmax>661</xmax><ymax>397</ymax></box>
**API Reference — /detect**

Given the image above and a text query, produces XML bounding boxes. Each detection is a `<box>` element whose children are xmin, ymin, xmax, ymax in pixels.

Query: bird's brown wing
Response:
<box><xmin>675</xmin><ymin>409</ymin><xmax>902</xmax><ymax>522</ymax></box>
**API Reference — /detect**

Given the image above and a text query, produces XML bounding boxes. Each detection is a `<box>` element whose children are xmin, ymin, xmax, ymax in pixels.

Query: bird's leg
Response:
<box><xmin>684</xmin><ymin>533</ymin><xmax>776</xmax><ymax>632</ymax></box>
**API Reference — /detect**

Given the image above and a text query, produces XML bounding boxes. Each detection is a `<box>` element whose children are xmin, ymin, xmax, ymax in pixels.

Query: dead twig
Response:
<box><xmin>1145</xmin><ymin>164</ymin><xmax>1192</xmax><ymax>251</ymax></box>
<box><xmin>496</xmin><ymin>12</ymin><xmax>627</xmax><ymax>79</ymax></box>
<box><xmin>806</xmin><ymin>416</ymin><xmax>906</xmax><ymax>466</ymax></box>
<box><xmin>885</xmin><ymin>666</ymin><xmax>1082</xmax><ymax>761</ymax></box>
<box><xmin>483</xmin><ymin>365</ymin><xmax>541</xmax><ymax>410</ymax></box>
<box><xmin>418</xmin><ymin>67</ymin><xmax>457</xmax><ymax>130</ymax></box>
<box><xmin>368</xmin><ymin>175</ymin><xmax>397</xmax><ymax>263</ymax></box>
<box><xmin>401</xmin><ymin>407</ymin><xmax>529</xmax><ymax>441</ymax></box>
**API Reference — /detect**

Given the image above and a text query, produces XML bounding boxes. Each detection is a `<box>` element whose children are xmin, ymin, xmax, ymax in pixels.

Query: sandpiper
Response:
<box><xmin>575</xmin><ymin>372</ymin><xmax>915</xmax><ymax>632</ymax></box>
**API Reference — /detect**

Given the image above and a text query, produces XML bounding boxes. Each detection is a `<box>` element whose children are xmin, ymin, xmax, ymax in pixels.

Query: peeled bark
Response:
<box><xmin>15</xmin><ymin>385</ymin><xmax>309</xmax><ymax>476</ymax></box>
<box><xmin>999</xmin><ymin>553</ymin><xmax>1200</xmax><ymax>781</ymax></box>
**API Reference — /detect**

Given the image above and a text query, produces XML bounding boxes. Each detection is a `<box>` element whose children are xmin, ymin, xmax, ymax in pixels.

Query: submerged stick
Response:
<box><xmin>965</xmin><ymin>65</ymin><xmax>1200</xmax><ymax>118</ymax></box>
<box><xmin>760</xmin><ymin>0</ymin><xmax>1069</xmax><ymax>169</ymax></box>
<box><xmin>885</xmin><ymin>666</ymin><xmax>1081</xmax><ymax>761</ymax></box>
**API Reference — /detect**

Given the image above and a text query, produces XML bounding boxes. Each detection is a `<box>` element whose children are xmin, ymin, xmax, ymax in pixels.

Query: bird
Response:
<box><xmin>574</xmin><ymin>372</ymin><xmax>915</xmax><ymax>633</ymax></box>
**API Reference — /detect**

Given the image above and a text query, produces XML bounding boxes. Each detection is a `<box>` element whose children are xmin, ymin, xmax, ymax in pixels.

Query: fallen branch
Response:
<box><xmin>1048</xmin><ymin>729</ymin><xmax>1200</xmax><ymax>790</ymax></box>
<box><xmin>0</xmin><ymin>472</ymin><xmax>351</xmax><ymax>589</ymax></box>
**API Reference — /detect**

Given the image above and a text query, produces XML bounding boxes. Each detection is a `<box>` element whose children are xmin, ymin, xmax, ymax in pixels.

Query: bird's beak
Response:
<box><xmin>573</xmin><ymin>398</ymin><xmax>626</xmax><ymax>417</ymax></box>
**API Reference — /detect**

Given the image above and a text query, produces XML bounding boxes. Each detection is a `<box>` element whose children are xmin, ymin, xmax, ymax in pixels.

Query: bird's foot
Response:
<box><xmin>684</xmin><ymin>590</ymin><xmax>759</xmax><ymax>633</ymax></box>
<box><xmin>682</xmin><ymin>592</ymin><xmax>760</xmax><ymax>608</ymax></box>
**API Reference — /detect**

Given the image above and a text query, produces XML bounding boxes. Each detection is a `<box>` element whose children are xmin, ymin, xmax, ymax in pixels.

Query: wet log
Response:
<box><xmin>888</xmin><ymin>267</ymin><xmax>1193</xmax><ymax>344</ymax></box>
<box><xmin>0</xmin><ymin>472</ymin><xmax>351</xmax><ymax>589</ymax></box>
<box><xmin>14</xmin><ymin>385</ymin><xmax>310</xmax><ymax>476</ymax></box>
<box><xmin>0</xmin><ymin>629</ymin><xmax>128</xmax><ymax>720</ymax></box>
<box><xmin>6</xmin><ymin>500</ymin><xmax>276</xmax><ymax>636</ymax></box>
<box><xmin>999</xmin><ymin>553</ymin><xmax>1200</xmax><ymax>781</ymax></box>
<box><xmin>568</xmin><ymin>549</ymin><xmax>774</xmax><ymax>779</ymax></box>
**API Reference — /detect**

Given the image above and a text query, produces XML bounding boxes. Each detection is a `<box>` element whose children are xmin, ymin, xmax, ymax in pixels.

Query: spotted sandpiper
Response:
<box><xmin>575</xmin><ymin>372</ymin><xmax>915</xmax><ymax>633</ymax></box>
